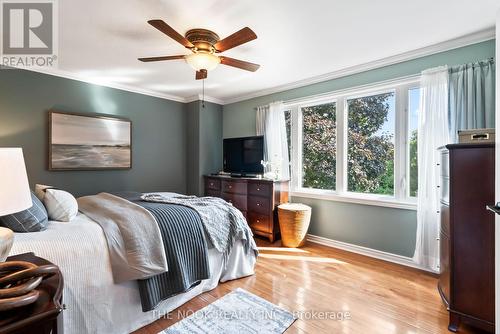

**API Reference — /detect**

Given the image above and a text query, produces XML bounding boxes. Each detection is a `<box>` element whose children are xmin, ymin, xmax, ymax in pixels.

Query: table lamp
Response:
<box><xmin>0</xmin><ymin>148</ymin><xmax>32</xmax><ymax>261</ymax></box>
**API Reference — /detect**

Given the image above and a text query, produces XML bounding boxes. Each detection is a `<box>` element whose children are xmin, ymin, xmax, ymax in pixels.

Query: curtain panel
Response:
<box><xmin>256</xmin><ymin>102</ymin><xmax>290</xmax><ymax>180</ymax></box>
<box><xmin>448</xmin><ymin>58</ymin><xmax>495</xmax><ymax>142</ymax></box>
<box><xmin>413</xmin><ymin>66</ymin><xmax>450</xmax><ymax>272</ymax></box>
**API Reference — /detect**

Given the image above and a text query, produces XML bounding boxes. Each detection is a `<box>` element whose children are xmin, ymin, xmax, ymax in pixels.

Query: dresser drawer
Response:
<box><xmin>222</xmin><ymin>193</ymin><xmax>247</xmax><ymax>211</ymax></box>
<box><xmin>205</xmin><ymin>189</ymin><xmax>220</xmax><ymax>197</ymax></box>
<box><xmin>248</xmin><ymin>182</ymin><xmax>272</xmax><ymax>197</ymax></box>
<box><xmin>440</xmin><ymin>151</ymin><xmax>449</xmax><ymax>177</ymax></box>
<box><xmin>221</xmin><ymin>180</ymin><xmax>247</xmax><ymax>195</ymax></box>
<box><xmin>440</xmin><ymin>176</ymin><xmax>449</xmax><ymax>204</ymax></box>
<box><xmin>248</xmin><ymin>212</ymin><xmax>271</xmax><ymax>233</ymax></box>
<box><xmin>248</xmin><ymin>195</ymin><xmax>270</xmax><ymax>214</ymax></box>
<box><xmin>440</xmin><ymin>203</ymin><xmax>450</xmax><ymax>237</ymax></box>
<box><xmin>438</xmin><ymin>230</ymin><xmax>451</xmax><ymax>305</ymax></box>
<box><xmin>205</xmin><ymin>178</ymin><xmax>221</xmax><ymax>191</ymax></box>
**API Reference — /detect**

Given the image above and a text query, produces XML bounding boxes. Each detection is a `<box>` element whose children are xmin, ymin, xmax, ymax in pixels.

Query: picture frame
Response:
<box><xmin>48</xmin><ymin>110</ymin><xmax>132</xmax><ymax>170</ymax></box>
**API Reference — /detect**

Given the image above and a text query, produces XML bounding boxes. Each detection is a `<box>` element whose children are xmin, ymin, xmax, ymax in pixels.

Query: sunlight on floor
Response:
<box><xmin>258</xmin><ymin>253</ymin><xmax>347</xmax><ymax>264</ymax></box>
<box><xmin>257</xmin><ymin>246</ymin><xmax>310</xmax><ymax>253</ymax></box>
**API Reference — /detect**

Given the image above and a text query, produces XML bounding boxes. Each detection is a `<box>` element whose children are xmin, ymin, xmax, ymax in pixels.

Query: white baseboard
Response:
<box><xmin>306</xmin><ymin>234</ymin><xmax>437</xmax><ymax>273</ymax></box>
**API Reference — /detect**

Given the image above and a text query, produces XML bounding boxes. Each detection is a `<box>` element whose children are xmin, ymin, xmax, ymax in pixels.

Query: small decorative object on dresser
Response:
<box><xmin>204</xmin><ymin>175</ymin><xmax>289</xmax><ymax>242</ymax></box>
<box><xmin>438</xmin><ymin>143</ymin><xmax>495</xmax><ymax>333</ymax></box>
<box><xmin>0</xmin><ymin>253</ymin><xmax>64</xmax><ymax>334</ymax></box>
<box><xmin>0</xmin><ymin>148</ymin><xmax>33</xmax><ymax>261</ymax></box>
<box><xmin>277</xmin><ymin>203</ymin><xmax>311</xmax><ymax>248</ymax></box>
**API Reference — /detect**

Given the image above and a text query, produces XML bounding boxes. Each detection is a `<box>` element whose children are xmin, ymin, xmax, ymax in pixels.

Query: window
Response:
<box><xmin>408</xmin><ymin>88</ymin><xmax>420</xmax><ymax>197</ymax></box>
<box><xmin>301</xmin><ymin>102</ymin><xmax>337</xmax><ymax>190</ymax></box>
<box><xmin>286</xmin><ymin>76</ymin><xmax>420</xmax><ymax>209</ymax></box>
<box><xmin>347</xmin><ymin>92</ymin><xmax>395</xmax><ymax>195</ymax></box>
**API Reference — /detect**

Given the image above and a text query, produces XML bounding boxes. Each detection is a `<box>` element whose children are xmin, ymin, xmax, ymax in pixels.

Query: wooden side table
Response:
<box><xmin>0</xmin><ymin>252</ymin><xmax>64</xmax><ymax>334</ymax></box>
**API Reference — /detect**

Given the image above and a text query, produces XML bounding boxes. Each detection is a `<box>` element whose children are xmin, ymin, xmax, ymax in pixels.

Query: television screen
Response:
<box><xmin>223</xmin><ymin>136</ymin><xmax>264</xmax><ymax>174</ymax></box>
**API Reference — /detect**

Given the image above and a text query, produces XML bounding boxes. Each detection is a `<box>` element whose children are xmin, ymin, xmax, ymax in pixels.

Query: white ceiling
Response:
<box><xmin>52</xmin><ymin>0</ymin><xmax>498</xmax><ymax>103</ymax></box>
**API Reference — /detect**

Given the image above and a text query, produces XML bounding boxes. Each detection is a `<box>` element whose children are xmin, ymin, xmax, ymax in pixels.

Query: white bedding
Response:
<box><xmin>10</xmin><ymin>212</ymin><xmax>257</xmax><ymax>334</ymax></box>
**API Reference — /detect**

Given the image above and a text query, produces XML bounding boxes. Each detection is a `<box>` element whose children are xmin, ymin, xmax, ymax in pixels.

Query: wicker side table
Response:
<box><xmin>277</xmin><ymin>203</ymin><xmax>311</xmax><ymax>247</ymax></box>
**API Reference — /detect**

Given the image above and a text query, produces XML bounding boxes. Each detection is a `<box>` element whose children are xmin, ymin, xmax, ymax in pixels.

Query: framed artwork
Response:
<box><xmin>49</xmin><ymin>110</ymin><xmax>132</xmax><ymax>170</ymax></box>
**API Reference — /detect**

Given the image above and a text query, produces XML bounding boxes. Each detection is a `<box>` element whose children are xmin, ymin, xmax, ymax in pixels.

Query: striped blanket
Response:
<box><xmin>116</xmin><ymin>192</ymin><xmax>210</xmax><ymax>311</ymax></box>
<box><xmin>140</xmin><ymin>193</ymin><xmax>258</xmax><ymax>263</ymax></box>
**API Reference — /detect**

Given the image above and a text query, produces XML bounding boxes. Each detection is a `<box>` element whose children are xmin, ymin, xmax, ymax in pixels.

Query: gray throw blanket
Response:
<box><xmin>116</xmin><ymin>192</ymin><xmax>210</xmax><ymax>311</ymax></box>
<box><xmin>77</xmin><ymin>193</ymin><xmax>168</xmax><ymax>283</ymax></box>
<box><xmin>141</xmin><ymin>193</ymin><xmax>259</xmax><ymax>264</ymax></box>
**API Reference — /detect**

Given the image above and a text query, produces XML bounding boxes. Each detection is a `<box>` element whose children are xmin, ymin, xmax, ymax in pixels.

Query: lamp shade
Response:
<box><xmin>0</xmin><ymin>148</ymin><xmax>32</xmax><ymax>216</ymax></box>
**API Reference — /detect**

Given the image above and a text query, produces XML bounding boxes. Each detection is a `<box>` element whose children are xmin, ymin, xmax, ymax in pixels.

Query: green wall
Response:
<box><xmin>186</xmin><ymin>100</ymin><xmax>223</xmax><ymax>196</ymax></box>
<box><xmin>223</xmin><ymin>40</ymin><xmax>496</xmax><ymax>257</ymax></box>
<box><xmin>0</xmin><ymin>68</ymin><xmax>187</xmax><ymax>197</ymax></box>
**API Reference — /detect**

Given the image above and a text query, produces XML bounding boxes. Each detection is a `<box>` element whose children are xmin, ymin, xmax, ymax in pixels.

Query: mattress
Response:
<box><xmin>10</xmin><ymin>211</ymin><xmax>257</xmax><ymax>334</ymax></box>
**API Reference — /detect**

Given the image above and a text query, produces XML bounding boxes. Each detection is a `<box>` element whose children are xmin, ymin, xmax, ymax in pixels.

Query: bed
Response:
<box><xmin>9</xmin><ymin>192</ymin><xmax>257</xmax><ymax>334</ymax></box>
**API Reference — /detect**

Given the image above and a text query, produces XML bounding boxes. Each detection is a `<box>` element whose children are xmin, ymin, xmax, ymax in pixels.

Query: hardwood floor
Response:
<box><xmin>134</xmin><ymin>238</ymin><xmax>488</xmax><ymax>334</ymax></box>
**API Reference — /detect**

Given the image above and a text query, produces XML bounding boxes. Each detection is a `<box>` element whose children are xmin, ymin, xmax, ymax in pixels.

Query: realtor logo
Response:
<box><xmin>1</xmin><ymin>0</ymin><xmax>58</xmax><ymax>68</ymax></box>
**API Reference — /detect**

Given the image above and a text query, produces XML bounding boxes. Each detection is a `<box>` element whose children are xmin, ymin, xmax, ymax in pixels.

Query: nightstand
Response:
<box><xmin>0</xmin><ymin>252</ymin><xmax>64</xmax><ymax>334</ymax></box>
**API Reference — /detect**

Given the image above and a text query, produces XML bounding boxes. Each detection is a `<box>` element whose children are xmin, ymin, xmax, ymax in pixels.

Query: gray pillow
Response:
<box><xmin>0</xmin><ymin>192</ymin><xmax>49</xmax><ymax>232</ymax></box>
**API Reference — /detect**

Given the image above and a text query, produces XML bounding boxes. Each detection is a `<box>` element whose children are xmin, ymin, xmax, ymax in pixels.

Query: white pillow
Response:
<box><xmin>35</xmin><ymin>184</ymin><xmax>78</xmax><ymax>222</ymax></box>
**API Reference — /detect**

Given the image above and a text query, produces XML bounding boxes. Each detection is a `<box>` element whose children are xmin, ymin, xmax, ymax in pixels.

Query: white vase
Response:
<box><xmin>0</xmin><ymin>227</ymin><xmax>14</xmax><ymax>262</ymax></box>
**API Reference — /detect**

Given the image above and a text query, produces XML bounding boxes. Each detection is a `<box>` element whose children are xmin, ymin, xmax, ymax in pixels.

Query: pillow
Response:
<box><xmin>35</xmin><ymin>184</ymin><xmax>78</xmax><ymax>222</ymax></box>
<box><xmin>0</xmin><ymin>192</ymin><xmax>49</xmax><ymax>232</ymax></box>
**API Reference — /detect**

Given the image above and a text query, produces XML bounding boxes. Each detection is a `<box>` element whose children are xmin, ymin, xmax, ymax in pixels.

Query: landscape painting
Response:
<box><xmin>49</xmin><ymin>111</ymin><xmax>131</xmax><ymax>170</ymax></box>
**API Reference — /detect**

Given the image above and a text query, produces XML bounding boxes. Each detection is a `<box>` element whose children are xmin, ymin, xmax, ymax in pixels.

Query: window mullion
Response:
<box><xmin>336</xmin><ymin>97</ymin><xmax>346</xmax><ymax>194</ymax></box>
<box><xmin>291</xmin><ymin>106</ymin><xmax>301</xmax><ymax>191</ymax></box>
<box><xmin>394</xmin><ymin>86</ymin><xmax>408</xmax><ymax>201</ymax></box>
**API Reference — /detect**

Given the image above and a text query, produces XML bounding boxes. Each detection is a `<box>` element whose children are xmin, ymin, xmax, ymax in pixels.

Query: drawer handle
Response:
<box><xmin>486</xmin><ymin>203</ymin><xmax>500</xmax><ymax>215</ymax></box>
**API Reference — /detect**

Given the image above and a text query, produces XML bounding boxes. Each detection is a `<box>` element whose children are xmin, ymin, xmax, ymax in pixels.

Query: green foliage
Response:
<box><xmin>302</xmin><ymin>103</ymin><xmax>337</xmax><ymax>190</ymax></box>
<box><xmin>298</xmin><ymin>94</ymin><xmax>395</xmax><ymax>195</ymax></box>
<box><xmin>409</xmin><ymin>130</ymin><xmax>418</xmax><ymax>197</ymax></box>
<box><xmin>347</xmin><ymin>94</ymin><xmax>394</xmax><ymax>195</ymax></box>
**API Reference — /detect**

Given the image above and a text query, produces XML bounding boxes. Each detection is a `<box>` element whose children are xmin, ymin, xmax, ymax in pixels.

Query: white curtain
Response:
<box><xmin>413</xmin><ymin>66</ymin><xmax>450</xmax><ymax>271</ymax></box>
<box><xmin>256</xmin><ymin>102</ymin><xmax>290</xmax><ymax>180</ymax></box>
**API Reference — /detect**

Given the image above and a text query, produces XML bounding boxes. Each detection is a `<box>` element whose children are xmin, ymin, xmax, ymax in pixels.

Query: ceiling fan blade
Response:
<box><xmin>214</xmin><ymin>27</ymin><xmax>257</xmax><ymax>52</ymax></box>
<box><xmin>196</xmin><ymin>69</ymin><xmax>207</xmax><ymax>80</ymax></box>
<box><xmin>148</xmin><ymin>20</ymin><xmax>194</xmax><ymax>48</ymax></box>
<box><xmin>138</xmin><ymin>55</ymin><xmax>185</xmax><ymax>62</ymax></box>
<box><xmin>220</xmin><ymin>56</ymin><xmax>260</xmax><ymax>72</ymax></box>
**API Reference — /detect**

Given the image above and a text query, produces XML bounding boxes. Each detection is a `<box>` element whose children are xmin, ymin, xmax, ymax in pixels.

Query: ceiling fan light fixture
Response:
<box><xmin>185</xmin><ymin>52</ymin><xmax>220</xmax><ymax>71</ymax></box>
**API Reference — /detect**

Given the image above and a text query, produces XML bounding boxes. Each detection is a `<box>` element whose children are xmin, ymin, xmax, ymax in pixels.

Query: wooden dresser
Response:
<box><xmin>204</xmin><ymin>175</ymin><xmax>289</xmax><ymax>242</ymax></box>
<box><xmin>438</xmin><ymin>143</ymin><xmax>495</xmax><ymax>333</ymax></box>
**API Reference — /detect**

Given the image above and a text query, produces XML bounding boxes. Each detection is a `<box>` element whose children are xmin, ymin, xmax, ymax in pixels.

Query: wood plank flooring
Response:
<box><xmin>134</xmin><ymin>238</ymin><xmax>487</xmax><ymax>334</ymax></box>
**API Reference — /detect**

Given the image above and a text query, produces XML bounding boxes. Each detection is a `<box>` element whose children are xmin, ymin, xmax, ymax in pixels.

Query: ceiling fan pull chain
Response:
<box><xmin>202</xmin><ymin>79</ymin><xmax>205</xmax><ymax>109</ymax></box>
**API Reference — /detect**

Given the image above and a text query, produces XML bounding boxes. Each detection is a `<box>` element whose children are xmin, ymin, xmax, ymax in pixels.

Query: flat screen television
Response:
<box><xmin>223</xmin><ymin>136</ymin><xmax>264</xmax><ymax>175</ymax></box>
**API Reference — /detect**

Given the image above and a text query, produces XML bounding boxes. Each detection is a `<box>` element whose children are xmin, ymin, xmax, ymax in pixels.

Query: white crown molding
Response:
<box><xmin>12</xmin><ymin>27</ymin><xmax>495</xmax><ymax>106</ymax></box>
<box><xmin>16</xmin><ymin>66</ymin><xmax>188</xmax><ymax>103</ymax></box>
<box><xmin>185</xmin><ymin>94</ymin><xmax>225</xmax><ymax>105</ymax></box>
<box><xmin>224</xmin><ymin>27</ymin><xmax>496</xmax><ymax>105</ymax></box>
<box><xmin>306</xmin><ymin>234</ymin><xmax>437</xmax><ymax>273</ymax></box>
<box><xmin>20</xmin><ymin>67</ymin><xmax>227</xmax><ymax>105</ymax></box>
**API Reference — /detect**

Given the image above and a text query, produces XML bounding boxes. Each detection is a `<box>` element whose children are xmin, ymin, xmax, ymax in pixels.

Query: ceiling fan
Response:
<box><xmin>138</xmin><ymin>20</ymin><xmax>260</xmax><ymax>80</ymax></box>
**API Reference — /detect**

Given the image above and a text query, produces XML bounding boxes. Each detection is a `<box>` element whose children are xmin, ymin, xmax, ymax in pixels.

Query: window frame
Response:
<box><xmin>285</xmin><ymin>75</ymin><xmax>420</xmax><ymax>210</ymax></box>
